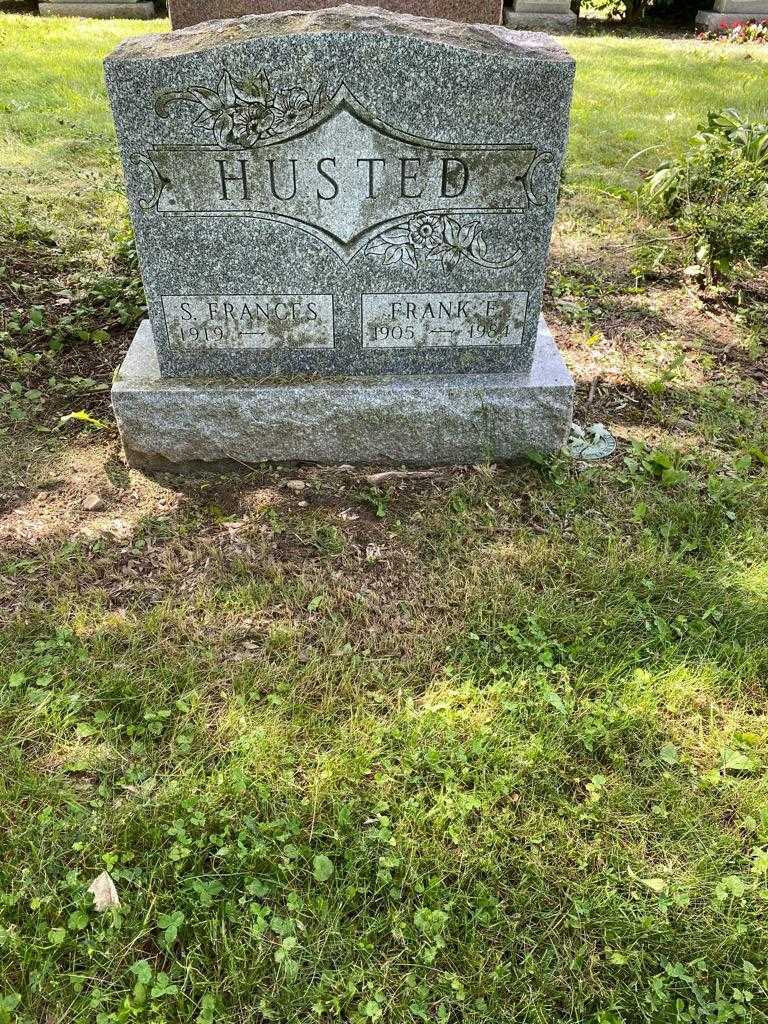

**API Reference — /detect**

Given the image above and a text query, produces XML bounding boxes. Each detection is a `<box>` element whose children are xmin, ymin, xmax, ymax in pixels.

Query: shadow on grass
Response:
<box><xmin>2</xmin><ymin>411</ymin><xmax>768</xmax><ymax>1020</ymax></box>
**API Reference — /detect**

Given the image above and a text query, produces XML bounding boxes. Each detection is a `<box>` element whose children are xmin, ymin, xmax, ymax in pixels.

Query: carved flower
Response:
<box><xmin>408</xmin><ymin>213</ymin><xmax>445</xmax><ymax>251</ymax></box>
<box><xmin>271</xmin><ymin>88</ymin><xmax>313</xmax><ymax>132</ymax></box>
<box><xmin>157</xmin><ymin>70</ymin><xmax>328</xmax><ymax>149</ymax></box>
<box><xmin>231</xmin><ymin>102</ymin><xmax>275</xmax><ymax>146</ymax></box>
<box><xmin>366</xmin><ymin>214</ymin><xmax>520</xmax><ymax>274</ymax></box>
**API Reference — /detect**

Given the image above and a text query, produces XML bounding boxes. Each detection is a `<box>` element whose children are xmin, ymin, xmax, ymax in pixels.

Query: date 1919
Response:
<box><xmin>177</xmin><ymin>324</ymin><xmax>225</xmax><ymax>344</ymax></box>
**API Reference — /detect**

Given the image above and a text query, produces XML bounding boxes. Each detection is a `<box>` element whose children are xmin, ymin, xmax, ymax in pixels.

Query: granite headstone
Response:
<box><xmin>40</xmin><ymin>0</ymin><xmax>154</xmax><ymax>17</ymax></box>
<box><xmin>696</xmin><ymin>0</ymin><xmax>768</xmax><ymax>28</ymax></box>
<box><xmin>504</xmin><ymin>0</ymin><xmax>576</xmax><ymax>31</ymax></box>
<box><xmin>106</xmin><ymin>7</ymin><xmax>576</xmax><ymax>468</ymax></box>
<box><xmin>169</xmin><ymin>0</ymin><xmax>503</xmax><ymax>30</ymax></box>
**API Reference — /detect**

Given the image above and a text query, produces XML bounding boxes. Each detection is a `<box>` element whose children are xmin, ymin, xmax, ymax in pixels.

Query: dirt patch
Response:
<box><xmin>0</xmin><ymin>227</ymin><xmax>144</xmax><ymax>432</ymax></box>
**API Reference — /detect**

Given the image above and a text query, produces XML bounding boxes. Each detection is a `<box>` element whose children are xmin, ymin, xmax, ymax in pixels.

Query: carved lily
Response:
<box><xmin>231</xmin><ymin>102</ymin><xmax>275</xmax><ymax>146</ymax></box>
<box><xmin>156</xmin><ymin>70</ymin><xmax>327</xmax><ymax>149</ymax></box>
<box><xmin>271</xmin><ymin>88</ymin><xmax>313</xmax><ymax>132</ymax></box>
<box><xmin>431</xmin><ymin>219</ymin><xmax>484</xmax><ymax>272</ymax></box>
<box><xmin>157</xmin><ymin>70</ymin><xmax>275</xmax><ymax>147</ymax></box>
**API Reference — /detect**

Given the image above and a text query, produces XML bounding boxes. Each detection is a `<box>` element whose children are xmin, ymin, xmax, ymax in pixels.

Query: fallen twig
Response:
<box><xmin>365</xmin><ymin>470</ymin><xmax>438</xmax><ymax>486</ymax></box>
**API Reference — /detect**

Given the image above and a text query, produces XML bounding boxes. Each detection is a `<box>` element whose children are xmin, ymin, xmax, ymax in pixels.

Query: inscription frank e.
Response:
<box><xmin>362</xmin><ymin>291</ymin><xmax>528</xmax><ymax>349</ymax></box>
<box><xmin>162</xmin><ymin>294</ymin><xmax>334</xmax><ymax>350</ymax></box>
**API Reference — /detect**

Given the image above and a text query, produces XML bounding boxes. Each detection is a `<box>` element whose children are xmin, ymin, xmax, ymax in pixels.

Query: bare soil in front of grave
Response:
<box><xmin>3</xmin><ymin>222</ymin><xmax>766</xmax><ymax>591</ymax></box>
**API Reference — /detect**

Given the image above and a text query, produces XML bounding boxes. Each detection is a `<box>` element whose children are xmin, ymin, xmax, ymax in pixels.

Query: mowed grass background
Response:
<box><xmin>1</xmin><ymin>13</ymin><xmax>768</xmax><ymax>1024</ymax></box>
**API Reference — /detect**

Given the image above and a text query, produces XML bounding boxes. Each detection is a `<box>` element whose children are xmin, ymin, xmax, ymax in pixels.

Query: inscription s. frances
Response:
<box><xmin>177</xmin><ymin>297</ymin><xmax>322</xmax><ymax>323</ymax></box>
<box><xmin>162</xmin><ymin>293</ymin><xmax>334</xmax><ymax>350</ymax></box>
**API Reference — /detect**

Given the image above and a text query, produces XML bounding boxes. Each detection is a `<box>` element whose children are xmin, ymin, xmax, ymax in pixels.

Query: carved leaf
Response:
<box><xmin>193</xmin><ymin>110</ymin><xmax>218</xmax><ymax>130</ymax></box>
<box><xmin>236</xmin><ymin>69</ymin><xmax>270</xmax><ymax>104</ymax></box>
<box><xmin>443</xmin><ymin>219</ymin><xmax>461</xmax><ymax>247</ymax></box>
<box><xmin>312</xmin><ymin>85</ymin><xmax>328</xmax><ymax>115</ymax></box>
<box><xmin>383</xmin><ymin>246</ymin><xmax>404</xmax><ymax>266</ymax></box>
<box><xmin>213</xmin><ymin>110</ymin><xmax>234</xmax><ymax>147</ymax></box>
<box><xmin>470</xmin><ymin>230</ymin><xmax>488</xmax><ymax>260</ymax></box>
<box><xmin>458</xmin><ymin>223</ymin><xmax>477</xmax><ymax>249</ymax></box>
<box><xmin>401</xmin><ymin>246</ymin><xmax>418</xmax><ymax>270</ymax></box>
<box><xmin>218</xmin><ymin>71</ymin><xmax>238</xmax><ymax>109</ymax></box>
<box><xmin>188</xmin><ymin>86</ymin><xmax>223</xmax><ymax>112</ymax></box>
<box><xmin>379</xmin><ymin>226</ymin><xmax>410</xmax><ymax>247</ymax></box>
<box><xmin>155</xmin><ymin>90</ymin><xmax>197</xmax><ymax>117</ymax></box>
<box><xmin>366</xmin><ymin>240</ymin><xmax>392</xmax><ymax>257</ymax></box>
<box><xmin>442</xmin><ymin>249</ymin><xmax>462</xmax><ymax>273</ymax></box>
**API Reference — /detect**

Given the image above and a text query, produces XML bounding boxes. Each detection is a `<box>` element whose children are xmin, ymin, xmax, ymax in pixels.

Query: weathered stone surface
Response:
<box><xmin>104</xmin><ymin>6</ymin><xmax>574</xmax><ymax>380</ymax></box>
<box><xmin>513</xmin><ymin>0</ymin><xmax>573</xmax><ymax>10</ymax></box>
<box><xmin>697</xmin><ymin>0</ymin><xmax>768</xmax><ymax>26</ymax></box>
<box><xmin>113</xmin><ymin>316</ymin><xmax>574</xmax><ymax>469</ymax></box>
<box><xmin>41</xmin><ymin>0</ymin><xmax>155</xmax><ymax>15</ymax></box>
<box><xmin>504</xmin><ymin>11</ymin><xmax>576</xmax><ymax>29</ymax></box>
<box><xmin>696</xmin><ymin>7</ymin><xmax>768</xmax><ymax>25</ymax></box>
<box><xmin>504</xmin><ymin>1</ymin><xmax>576</xmax><ymax>30</ymax></box>
<box><xmin>713</xmin><ymin>0</ymin><xmax>768</xmax><ymax>12</ymax></box>
<box><xmin>169</xmin><ymin>0</ymin><xmax>503</xmax><ymax>30</ymax></box>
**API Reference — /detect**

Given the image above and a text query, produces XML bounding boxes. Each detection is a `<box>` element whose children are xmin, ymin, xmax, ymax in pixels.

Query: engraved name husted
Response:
<box><xmin>215</xmin><ymin>152</ymin><xmax>471</xmax><ymax>204</ymax></box>
<box><xmin>135</xmin><ymin>74</ymin><xmax>555</xmax><ymax>263</ymax></box>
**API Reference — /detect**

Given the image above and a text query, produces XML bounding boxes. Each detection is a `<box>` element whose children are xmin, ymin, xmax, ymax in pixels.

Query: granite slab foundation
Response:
<box><xmin>113</xmin><ymin>316</ymin><xmax>573</xmax><ymax>471</ymax></box>
<box><xmin>696</xmin><ymin>8</ymin><xmax>768</xmax><ymax>25</ymax></box>
<box><xmin>503</xmin><ymin>2</ymin><xmax>576</xmax><ymax>31</ymax></box>
<box><xmin>40</xmin><ymin>1</ymin><xmax>155</xmax><ymax>16</ymax></box>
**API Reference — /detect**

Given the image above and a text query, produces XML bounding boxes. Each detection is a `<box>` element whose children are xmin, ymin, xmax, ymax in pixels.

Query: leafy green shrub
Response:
<box><xmin>643</xmin><ymin>109</ymin><xmax>768</xmax><ymax>281</ymax></box>
<box><xmin>580</xmin><ymin>0</ymin><xmax>649</xmax><ymax>21</ymax></box>
<box><xmin>579</xmin><ymin>0</ymin><xmax>699</xmax><ymax>22</ymax></box>
<box><xmin>653</xmin><ymin>0</ymin><xmax>700</xmax><ymax>19</ymax></box>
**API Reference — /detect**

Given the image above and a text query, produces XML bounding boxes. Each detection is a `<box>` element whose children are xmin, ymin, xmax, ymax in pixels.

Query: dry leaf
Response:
<box><xmin>365</xmin><ymin>470</ymin><xmax>436</xmax><ymax>485</ymax></box>
<box><xmin>639</xmin><ymin>877</ymin><xmax>668</xmax><ymax>895</ymax></box>
<box><xmin>88</xmin><ymin>870</ymin><xmax>120</xmax><ymax>911</ymax></box>
<box><xmin>82</xmin><ymin>493</ymin><xmax>105</xmax><ymax>511</ymax></box>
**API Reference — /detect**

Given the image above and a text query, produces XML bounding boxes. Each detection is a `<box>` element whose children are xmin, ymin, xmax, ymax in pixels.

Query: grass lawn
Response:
<box><xmin>2</xmin><ymin>12</ymin><xmax>768</xmax><ymax>1024</ymax></box>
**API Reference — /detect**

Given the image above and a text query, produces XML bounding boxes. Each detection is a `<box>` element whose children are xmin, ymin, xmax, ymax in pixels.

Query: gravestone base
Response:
<box><xmin>504</xmin><ymin>1</ymin><xmax>576</xmax><ymax>30</ymax></box>
<box><xmin>40</xmin><ymin>1</ymin><xmax>155</xmax><ymax>16</ymax></box>
<box><xmin>696</xmin><ymin>9</ymin><xmax>768</xmax><ymax>26</ymax></box>
<box><xmin>113</xmin><ymin>318</ymin><xmax>574</xmax><ymax>472</ymax></box>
